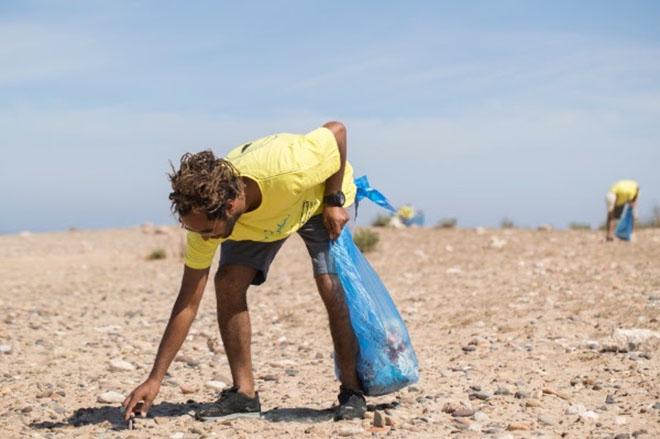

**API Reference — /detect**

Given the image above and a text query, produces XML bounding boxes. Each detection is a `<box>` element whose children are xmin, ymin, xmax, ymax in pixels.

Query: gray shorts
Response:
<box><xmin>219</xmin><ymin>211</ymin><xmax>351</xmax><ymax>286</ymax></box>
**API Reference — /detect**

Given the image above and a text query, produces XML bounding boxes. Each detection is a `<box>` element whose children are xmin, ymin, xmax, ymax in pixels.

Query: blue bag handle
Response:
<box><xmin>354</xmin><ymin>176</ymin><xmax>397</xmax><ymax>219</ymax></box>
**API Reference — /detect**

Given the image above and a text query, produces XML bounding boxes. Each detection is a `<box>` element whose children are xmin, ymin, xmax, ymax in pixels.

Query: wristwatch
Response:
<box><xmin>323</xmin><ymin>191</ymin><xmax>346</xmax><ymax>207</ymax></box>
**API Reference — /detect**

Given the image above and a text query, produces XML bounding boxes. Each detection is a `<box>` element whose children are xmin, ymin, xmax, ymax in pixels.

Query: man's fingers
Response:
<box><xmin>123</xmin><ymin>396</ymin><xmax>137</xmax><ymax>421</ymax></box>
<box><xmin>142</xmin><ymin>398</ymin><xmax>154</xmax><ymax>417</ymax></box>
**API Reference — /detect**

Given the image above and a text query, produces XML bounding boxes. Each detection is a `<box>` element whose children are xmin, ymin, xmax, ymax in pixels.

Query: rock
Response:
<box><xmin>580</xmin><ymin>410</ymin><xmax>599</xmax><ymax>421</ymax></box>
<box><xmin>36</xmin><ymin>389</ymin><xmax>53</xmax><ymax>399</ymax></box>
<box><xmin>285</xmin><ymin>368</ymin><xmax>298</xmax><ymax>377</ymax></box>
<box><xmin>542</xmin><ymin>387</ymin><xmax>570</xmax><ymax>400</ymax></box>
<box><xmin>461</xmin><ymin>345</ymin><xmax>476</xmax><ymax>352</ymax></box>
<box><xmin>614</xmin><ymin>434</ymin><xmax>630</xmax><ymax>439</ymax></box>
<box><xmin>442</xmin><ymin>402</ymin><xmax>460</xmax><ymax>413</ymax></box>
<box><xmin>109</xmin><ymin>358</ymin><xmax>135</xmax><ymax>372</ymax></box>
<box><xmin>469</xmin><ymin>391</ymin><xmax>491</xmax><ymax>401</ymax></box>
<box><xmin>606</xmin><ymin>394</ymin><xmax>616</xmax><ymax>404</ymax></box>
<box><xmin>97</xmin><ymin>391</ymin><xmax>125</xmax><ymax>404</ymax></box>
<box><xmin>653</xmin><ymin>402</ymin><xmax>660</xmax><ymax>410</ymax></box>
<box><xmin>206</xmin><ymin>337</ymin><xmax>224</xmax><ymax>354</ymax></box>
<box><xmin>472</xmin><ymin>411</ymin><xmax>489</xmax><ymax>422</ymax></box>
<box><xmin>565</xmin><ymin>404</ymin><xmax>586</xmax><ymax>415</ymax></box>
<box><xmin>452</xmin><ymin>408</ymin><xmax>475</xmax><ymax>417</ymax></box>
<box><xmin>384</xmin><ymin>415</ymin><xmax>395</xmax><ymax>427</ymax></box>
<box><xmin>337</xmin><ymin>426</ymin><xmax>364</xmax><ymax>436</ymax></box>
<box><xmin>614</xmin><ymin>416</ymin><xmax>627</xmax><ymax>425</ymax></box>
<box><xmin>507</xmin><ymin>422</ymin><xmax>529</xmax><ymax>431</ymax></box>
<box><xmin>180</xmin><ymin>384</ymin><xmax>196</xmax><ymax>394</ymax></box>
<box><xmin>0</xmin><ymin>344</ymin><xmax>12</xmax><ymax>354</ymax></box>
<box><xmin>525</xmin><ymin>399</ymin><xmax>541</xmax><ymax>407</ymax></box>
<box><xmin>514</xmin><ymin>390</ymin><xmax>529</xmax><ymax>399</ymax></box>
<box><xmin>537</xmin><ymin>414</ymin><xmax>556</xmax><ymax>426</ymax></box>
<box><xmin>170</xmin><ymin>433</ymin><xmax>184</xmax><ymax>439</ymax></box>
<box><xmin>584</xmin><ymin>340</ymin><xmax>600</xmax><ymax>350</ymax></box>
<box><xmin>613</xmin><ymin>328</ymin><xmax>660</xmax><ymax>350</ymax></box>
<box><xmin>495</xmin><ymin>387</ymin><xmax>512</xmax><ymax>396</ymax></box>
<box><xmin>204</xmin><ymin>381</ymin><xmax>226</xmax><ymax>391</ymax></box>
<box><xmin>373</xmin><ymin>410</ymin><xmax>385</xmax><ymax>428</ymax></box>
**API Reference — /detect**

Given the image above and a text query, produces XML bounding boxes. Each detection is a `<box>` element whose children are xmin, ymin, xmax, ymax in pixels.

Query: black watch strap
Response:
<box><xmin>323</xmin><ymin>191</ymin><xmax>346</xmax><ymax>207</ymax></box>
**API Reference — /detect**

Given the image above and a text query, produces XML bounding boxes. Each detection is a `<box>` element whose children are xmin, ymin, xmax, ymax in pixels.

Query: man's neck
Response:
<box><xmin>241</xmin><ymin>177</ymin><xmax>262</xmax><ymax>213</ymax></box>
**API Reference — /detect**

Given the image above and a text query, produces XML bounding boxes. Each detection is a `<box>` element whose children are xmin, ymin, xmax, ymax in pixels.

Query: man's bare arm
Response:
<box><xmin>122</xmin><ymin>265</ymin><xmax>209</xmax><ymax>419</ymax></box>
<box><xmin>322</xmin><ymin>121</ymin><xmax>349</xmax><ymax>240</ymax></box>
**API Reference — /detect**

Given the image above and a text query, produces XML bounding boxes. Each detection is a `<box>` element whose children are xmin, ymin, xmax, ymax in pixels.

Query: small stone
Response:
<box><xmin>472</xmin><ymin>411</ymin><xmax>489</xmax><ymax>422</ymax></box>
<box><xmin>261</xmin><ymin>374</ymin><xmax>278</xmax><ymax>382</ymax></box>
<box><xmin>36</xmin><ymin>389</ymin><xmax>53</xmax><ymax>399</ymax></box>
<box><xmin>592</xmin><ymin>383</ymin><xmax>603</xmax><ymax>391</ymax></box>
<box><xmin>180</xmin><ymin>384</ymin><xmax>196</xmax><ymax>394</ymax></box>
<box><xmin>0</xmin><ymin>344</ymin><xmax>12</xmax><ymax>354</ymax></box>
<box><xmin>469</xmin><ymin>391</ymin><xmax>492</xmax><ymax>401</ymax></box>
<box><xmin>442</xmin><ymin>402</ymin><xmax>459</xmax><ymax>413</ymax></box>
<box><xmin>97</xmin><ymin>391</ymin><xmax>125</xmax><ymax>404</ymax></box>
<box><xmin>614</xmin><ymin>416</ymin><xmax>627</xmax><ymax>425</ymax></box>
<box><xmin>109</xmin><ymin>358</ymin><xmax>136</xmax><ymax>372</ymax></box>
<box><xmin>204</xmin><ymin>381</ymin><xmax>226</xmax><ymax>391</ymax></box>
<box><xmin>495</xmin><ymin>387</ymin><xmax>512</xmax><ymax>396</ymax></box>
<box><xmin>373</xmin><ymin>410</ymin><xmax>385</xmax><ymax>428</ymax></box>
<box><xmin>507</xmin><ymin>422</ymin><xmax>529</xmax><ymax>431</ymax></box>
<box><xmin>614</xmin><ymin>434</ymin><xmax>630</xmax><ymax>439</ymax></box>
<box><xmin>462</xmin><ymin>345</ymin><xmax>476</xmax><ymax>352</ymax></box>
<box><xmin>652</xmin><ymin>402</ymin><xmax>660</xmax><ymax>410</ymax></box>
<box><xmin>170</xmin><ymin>433</ymin><xmax>184</xmax><ymax>439</ymax></box>
<box><xmin>580</xmin><ymin>410</ymin><xmax>599</xmax><ymax>421</ymax></box>
<box><xmin>514</xmin><ymin>390</ymin><xmax>529</xmax><ymax>399</ymax></box>
<box><xmin>384</xmin><ymin>415</ymin><xmax>395</xmax><ymax>427</ymax></box>
<box><xmin>285</xmin><ymin>368</ymin><xmax>298</xmax><ymax>377</ymax></box>
<box><xmin>525</xmin><ymin>399</ymin><xmax>541</xmax><ymax>407</ymax></box>
<box><xmin>537</xmin><ymin>414</ymin><xmax>556</xmax><ymax>426</ymax></box>
<box><xmin>337</xmin><ymin>426</ymin><xmax>364</xmax><ymax>436</ymax></box>
<box><xmin>542</xmin><ymin>387</ymin><xmax>570</xmax><ymax>400</ymax></box>
<box><xmin>606</xmin><ymin>394</ymin><xmax>616</xmax><ymax>404</ymax></box>
<box><xmin>632</xmin><ymin>429</ymin><xmax>648</xmax><ymax>438</ymax></box>
<box><xmin>21</xmin><ymin>406</ymin><xmax>33</xmax><ymax>413</ymax></box>
<box><xmin>565</xmin><ymin>404</ymin><xmax>585</xmax><ymax>415</ymax></box>
<box><xmin>452</xmin><ymin>408</ymin><xmax>475</xmax><ymax>417</ymax></box>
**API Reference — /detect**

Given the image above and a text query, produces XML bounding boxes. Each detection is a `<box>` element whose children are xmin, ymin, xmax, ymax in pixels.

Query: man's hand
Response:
<box><xmin>122</xmin><ymin>378</ymin><xmax>160</xmax><ymax>421</ymax></box>
<box><xmin>323</xmin><ymin>206</ymin><xmax>349</xmax><ymax>240</ymax></box>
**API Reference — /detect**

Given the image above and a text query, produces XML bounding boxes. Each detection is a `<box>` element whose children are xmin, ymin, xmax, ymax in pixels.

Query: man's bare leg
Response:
<box><xmin>215</xmin><ymin>265</ymin><xmax>258</xmax><ymax>397</ymax></box>
<box><xmin>315</xmin><ymin>273</ymin><xmax>360</xmax><ymax>391</ymax></box>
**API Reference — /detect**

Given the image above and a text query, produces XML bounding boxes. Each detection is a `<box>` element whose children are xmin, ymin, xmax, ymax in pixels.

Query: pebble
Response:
<box><xmin>514</xmin><ymin>390</ymin><xmax>529</xmax><ymax>399</ymax></box>
<box><xmin>469</xmin><ymin>391</ymin><xmax>491</xmax><ymax>401</ymax></box>
<box><xmin>170</xmin><ymin>433</ymin><xmax>184</xmax><ymax>439</ymax></box>
<box><xmin>452</xmin><ymin>408</ymin><xmax>475</xmax><ymax>417</ymax></box>
<box><xmin>653</xmin><ymin>402</ymin><xmax>660</xmax><ymax>410</ymax></box>
<box><xmin>537</xmin><ymin>414</ymin><xmax>556</xmax><ymax>426</ymax></box>
<box><xmin>565</xmin><ymin>404</ymin><xmax>586</xmax><ymax>415</ymax></box>
<box><xmin>204</xmin><ymin>381</ymin><xmax>226</xmax><ymax>391</ymax></box>
<box><xmin>373</xmin><ymin>410</ymin><xmax>385</xmax><ymax>428</ymax></box>
<box><xmin>109</xmin><ymin>358</ymin><xmax>136</xmax><ymax>372</ymax></box>
<box><xmin>180</xmin><ymin>384</ymin><xmax>196</xmax><ymax>394</ymax></box>
<box><xmin>580</xmin><ymin>410</ymin><xmax>599</xmax><ymax>421</ymax></box>
<box><xmin>462</xmin><ymin>345</ymin><xmax>476</xmax><ymax>352</ymax></box>
<box><xmin>614</xmin><ymin>416</ymin><xmax>627</xmax><ymax>425</ymax></box>
<box><xmin>507</xmin><ymin>422</ymin><xmax>529</xmax><ymax>431</ymax></box>
<box><xmin>542</xmin><ymin>387</ymin><xmax>570</xmax><ymax>400</ymax></box>
<box><xmin>525</xmin><ymin>399</ymin><xmax>541</xmax><ymax>407</ymax></box>
<box><xmin>495</xmin><ymin>387</ymin><xmax>512</xmax><ymax>396</ymax></box>
<box><xmin>606</xmin><ymin>394</ymin><xmax>616</xmax><ymax>404</ymax></box>
<box><xmin>473</xmin><ymin>411</ymin><xmax>489</xmax><ymax>422</ymax></box>
<box><xmin>337</xmin><ymin>426</ymin><xmax>364</xmax><ymax>436</ymax></box>
<box><xmin>0</xmin><ymin>344</ymin><xmax>12</xmax><ymax>354</ymax></box>
<box><xmin>97</xmin><ymin>391</ymin><xmax>125</xmax><ymax>404</ymax></box>
<box><xmin>614</xmin><ymin>434</ymin><xmax>630</xmax><ymax>439</ymax></box>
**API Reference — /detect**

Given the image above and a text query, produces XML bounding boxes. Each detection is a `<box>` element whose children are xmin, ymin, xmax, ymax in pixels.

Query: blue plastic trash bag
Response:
<box><xmin>330</xmin><ymin>227</ymin><xmax>419</xmax><ymax>396</ymax></box>
<box><xmin>354</xmin><ymin>175</ymin><xmax>397</xmax><ymax>214</ymax></box>
<box><xmin>615</xmin><ymin>205</ymin><xmax>634</xmax><ymax>241</ymax></box>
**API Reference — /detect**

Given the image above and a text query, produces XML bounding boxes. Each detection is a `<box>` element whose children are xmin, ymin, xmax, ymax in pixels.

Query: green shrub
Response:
<box><xmin>569</xmin><ymin>222</ymin><xmax>591</xmax><ymax>230</ymax></box>
<box><xmin>436</xmin><ymin>217</ymin><xmax>457</xmax><ymax>229</ymax></box>
<box><xmin>353</xmin><ymin>228</ymin><xmax>379</xmax><ymax>252</ymax></box>
<box><xmin>371</xmin><ymin>214</ymin><xmax>392</xmax><ymax>227</ymax></box>
<box><xmin>146</xmin><ymin>248</ymin><xmax>167</xmax><ymax>260</ymax></box>
<box><xmin>500</xmin><ymin>218</ymin><xmax>515</xmax><ymax>229</ymax></box>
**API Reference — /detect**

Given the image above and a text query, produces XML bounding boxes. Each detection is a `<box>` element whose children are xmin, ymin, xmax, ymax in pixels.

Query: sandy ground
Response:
<box><xmin>1</xmin><ymin>225</ymin><xmax>659</xmax><ymax>438</ymax></box>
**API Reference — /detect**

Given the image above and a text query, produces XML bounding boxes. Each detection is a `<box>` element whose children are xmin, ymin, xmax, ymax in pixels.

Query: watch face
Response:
<box><xmin>337</xmin><ymin>191</ymin><xmax>345</xmax><ymax>206</ymax></box>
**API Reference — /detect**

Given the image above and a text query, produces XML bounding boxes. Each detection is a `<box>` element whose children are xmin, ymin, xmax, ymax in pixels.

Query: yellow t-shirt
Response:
<box><xmin>184</xmin><ymin>127</ymin><xmax>356</xmax><ymax>269</ymax></box>
<box><xmin>610</xmin><ymin>180</ymin><xmax>639</xmax><ymax>206</ymax></box>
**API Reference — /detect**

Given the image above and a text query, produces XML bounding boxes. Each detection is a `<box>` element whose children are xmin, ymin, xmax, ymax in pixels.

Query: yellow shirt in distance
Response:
<box><xmin>184</xmin><ymin>127</ymin><xmax>356</xmax><ymax>270</ymax></box>
<box><xmin>610</xmin><ymin>180</ymin><xmax>639</xmax><ymax>206</ymax></box>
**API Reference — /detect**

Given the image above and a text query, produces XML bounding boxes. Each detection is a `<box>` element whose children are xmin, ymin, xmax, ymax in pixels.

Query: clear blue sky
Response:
<box><xmin>2</xmin><ymin>1</ymin><xmax>659</xmax><ymax>233</ymax></box>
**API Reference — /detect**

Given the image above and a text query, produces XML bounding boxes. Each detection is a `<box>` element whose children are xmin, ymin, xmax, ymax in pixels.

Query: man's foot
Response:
<box><xmin>195</xmin><ymin>387</ymin><xmax>261</xmax><ymax>421</ymax></box>
<box><xmin>334</xmin><ymin>385</ymin><xmax>366</xmax><ymax>421</ymax></box>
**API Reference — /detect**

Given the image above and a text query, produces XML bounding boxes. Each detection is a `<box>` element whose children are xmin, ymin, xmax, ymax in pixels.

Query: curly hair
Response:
<box><xmin>168</xmin><ymin>150</ymin><xmax>245</xmax><ymax>220</ymax></box>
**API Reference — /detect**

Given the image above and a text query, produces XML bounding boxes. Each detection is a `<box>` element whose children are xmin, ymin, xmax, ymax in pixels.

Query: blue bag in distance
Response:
<box><xmin>615</xmin><ymin>205</ymin><xmax>634</xmax><ymax>241</ymax></box>
<box><xmin>330</xmin><ymin>227</ymin><xmax>419</xmax><ymax>396</ymax></box>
